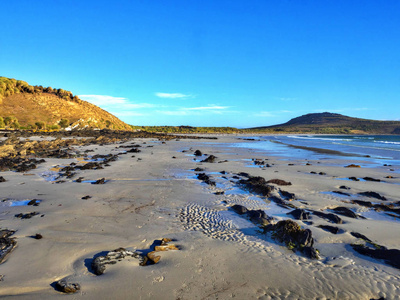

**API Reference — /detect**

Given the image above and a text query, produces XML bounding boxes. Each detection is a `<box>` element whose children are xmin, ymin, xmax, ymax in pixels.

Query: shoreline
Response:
<box><xmin>0</xmin><ymin>134</ymin><xmax>399</xmax><ymax>299</ymax></box>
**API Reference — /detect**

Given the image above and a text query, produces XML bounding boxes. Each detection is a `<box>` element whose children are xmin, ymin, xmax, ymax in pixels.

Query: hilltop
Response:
<box><xmin>249</xmin><ymin>112</ymin><xmax>400</xmax><ymax>134</ymax></box>
<box><xmin>0</xmin><ymin>77</ymin><xmax>131</xmax><ymax>130</ymax></box>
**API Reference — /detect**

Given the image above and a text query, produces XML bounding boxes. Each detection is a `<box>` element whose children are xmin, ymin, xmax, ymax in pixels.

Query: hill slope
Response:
<box><xmin>0</xmin><ymin>77</ymin><xmax>131</xmax><ymax>130</ymax></box>
<box><xmin>250</xmin><ymin>112</ymin><xmax>400</xmax><ymax>134</ymax></box>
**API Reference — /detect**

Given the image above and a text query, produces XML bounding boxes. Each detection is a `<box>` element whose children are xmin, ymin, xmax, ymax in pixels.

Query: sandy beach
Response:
<box><xmin>1</xmin><ymin>134</ymin><xmax>400</xmax><ymax>299</ymax></box>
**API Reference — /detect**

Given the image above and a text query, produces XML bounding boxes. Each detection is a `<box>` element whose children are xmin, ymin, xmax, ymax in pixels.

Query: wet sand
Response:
<box><xmin>1</xmin><ymin>135</ymin><xmax>400</xmax><ymax>299</ymax></box>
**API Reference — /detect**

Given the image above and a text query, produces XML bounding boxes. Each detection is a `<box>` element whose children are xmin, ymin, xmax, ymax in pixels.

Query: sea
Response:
<box><xmin>234</xmin><ymin>135</ymin><xmax>400</xmax><ymax>168</ymax></box>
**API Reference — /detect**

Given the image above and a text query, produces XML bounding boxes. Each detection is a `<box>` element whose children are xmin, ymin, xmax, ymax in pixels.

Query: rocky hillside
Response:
<box><xmin>0</xmin><ymin>77</ymin><xmax>132</xmax><ymax>130</ymax></box>
<box><xmin>250</xmin><ymin>112</ymin><xmax>400</xmax><ymax>134</ymax></box>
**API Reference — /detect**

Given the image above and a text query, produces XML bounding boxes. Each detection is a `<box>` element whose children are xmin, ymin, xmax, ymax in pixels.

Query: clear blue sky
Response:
<box><xmin>1</xmin><ymin>0</ymin><xmax>400</xmax><ymax>127</ymax></box>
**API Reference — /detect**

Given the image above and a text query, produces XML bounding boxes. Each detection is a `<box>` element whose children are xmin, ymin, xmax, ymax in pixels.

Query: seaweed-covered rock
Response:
<box><xmin>0</xmin><ymin>176</ymin><xmax>6</xmax><ymax>182</ymax></box>
<box><xmin>267</xmin><ymin>220</ymin><xmax>318</xmax><ymax>259</ymax></box>
<box><xmin>194</xmin><ymin>150</ymin><xmax>202</xmax><ymax>156</ymax></box>
<box><xmin>345</xmin><ymin>164</ymin><xmax>361</xmax><ymax>168</ymax></box>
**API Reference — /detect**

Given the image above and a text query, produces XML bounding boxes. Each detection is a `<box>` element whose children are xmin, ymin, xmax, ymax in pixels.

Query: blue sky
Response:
<box><xmin>1</xmin><ymin>1</ymin><xmax>400</xmax><ymax>127</ymax></box>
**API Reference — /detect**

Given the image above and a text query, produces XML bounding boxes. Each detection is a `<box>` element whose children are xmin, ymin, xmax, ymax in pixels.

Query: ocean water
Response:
<box><xmin>234</xmin><ymin>135</ymin><xmax>400</xmax><ymax>166</ymax></box>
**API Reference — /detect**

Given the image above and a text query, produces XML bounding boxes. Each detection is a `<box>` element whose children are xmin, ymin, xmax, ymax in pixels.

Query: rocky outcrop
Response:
<box><xmin>266</xmin><ymin>220</ymin><xmax>319</xmax><ymax>259</ymax></box>
<box><xmin>352</xmin><ymin>244</ymin><xmax>400</xmax><ymax>269</ymax></box>
<box><xmin>239</xmin><ymin>176</ymin><xmax>275</xmax><ymax>197</ymax></box>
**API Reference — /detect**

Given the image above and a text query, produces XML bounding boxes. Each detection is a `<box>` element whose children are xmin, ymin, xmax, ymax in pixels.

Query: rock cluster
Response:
<box><xmin>91</xmin><ymin>238</ymin><xmax>179</xmax><ymax>275</ymax></box>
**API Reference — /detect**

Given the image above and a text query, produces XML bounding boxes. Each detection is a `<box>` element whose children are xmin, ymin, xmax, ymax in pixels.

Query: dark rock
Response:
<box><xmin>214</xmin><ymin>191</ymin><xmax>225</xmax><ymax>195</ymax></box>
<box><xmin>302</xmin><ymin>246</ymin><xmax>319</xmax><ymax>259</ymax></box>
<box><xmin>0</xmin><ymin>229</ymin><xmax>17</xmax><ymax>264</ymax></box>
<box><xmin>363</xmin><ymin>177</ymin><xmax>381</xmax><ymax>182</ymax></box>
<box><xmin>352</xmin><ymin>200</ymin><xmax>373</xmax><ymax>207</ymax></box>
<box><xmin>246</xmin><ymin>210</ymin><xmax>272</xmax><ymax>225</ymax></box>
<box><xmin>15</xmin><ymin>212</ymin><xmax>39</xmax><ymax>219</ymax></box>
<box><xmin>34</xmin><ymin>233</ymin><xmax>43</xmax><ymax>239</ymax></box>
<box><xmin>339</xmin><ymin>185</ymin><xmax>350</xmax><ymax>190</ymax></box>
<box><xmin>239</xmin><ymin>176</ymin><xmax>274</xmax><ymax>197</ymax></box>
<box><xmin>92</xmin><ymin>178</ymin><xmax>106</xmax><ymax>185</ymax></box>
<box><xmin>75</xmin><ymin>177</ymin><xmax>84</xmax><ymax>183</ymax></box>
<box><xmin>231</xmin><ymin>204</ymin><xmax>248</xmax><ymax>215</ymax></box>
<box><xmin>350</xmin><ymin>232</ymin><xmax>372</xmax><ymax>242</ymax></box>
<box><xmin>54</xmin><ymin>279</ymin><xmax>81</xmax><ymax>294</ymax></box>
<box><xmin>267</xmin><ymin>220</ymin><xmax>318</xmax><ymax>259</ymax></box>
<box><xmin>201</xmin><ymin>155</ymin><xmax>217</xmax><ymax>163</ymax></box>
<box><xmin>317</xmin><ymin>225</ymin><xmax>340</xmax><ymax>234</ymax></box>
<box><xmin>194</xmin><ymin>150</ymin><xmax>202</xmax><ymax>156</ymax></box>
<box><xmin>280</xmin><ymin>190</ymin><xmax>296</xmax><ymax>200</ymax></box>
<box><xmin>310</xmin><ymin>171</ymin><xmax>317</xmax><ymax>174</ymax></box>
<box><xmin>287</xmin><ymin>209</ymin><xmax>310</xmax><ymax>220</ymax></box>
<box><xmin>312</xmin><ymin>211</ymin><xmax>343</xmax><ymax>224</ymax></box>
<box><xmin>352</xmin><ymin>244</ymin><xmax>400</xmax><ymax>269</ymax></box>
<box><xmin>237</xmin><ymin>172</ymin><xmax>250</xmax><ymax>178</ymax></box>
<box><xmin>193</xmin><ymin>167</ymin><xmax>204</xmax><ymax>172</ymax></box>
<box><xmin>266</xmin><ymin>179</ymin><xmax>292</xmax><ymax>186</ymax></box>
<box><xmin>332</xmin><ymin>191</ymin><xmax>351</xmax><ymax>196</ymax></box>
<box><xmin>81</xmin><ymin>195</ymin><xmax>92</xmax><ymax>200</ymax></box>
<box><xmin>358</xmin><ymin>191</ymin><xmax>386</xmax><ymax>201</ymax></box>
<box><xmin>319</xmin><ymin>172</ymin><xmax>326</xmax><ymax>175</ymax></box>
<box><xmin>0</xmin><ymin>177</ymin><xmax>5</xmax><ymax>182</ymax></box>
<box><xmin>196</xmin><ymin>173</ymin><xmax>216</xmax><ymax>186</ymax></box>
<box><xmin>27</xmin><ymin>199</ymin><xmax>40</xmax><ymax>206</ymax></box>
<box><xmin>331</xmin><ymin>207</ymin><xmax>358</xmax><ymax>218</ymax></box>
<box><xmin>348</xmin><ymin>177</ymin><xmax>359</xmax><ymax>181</ymax></box>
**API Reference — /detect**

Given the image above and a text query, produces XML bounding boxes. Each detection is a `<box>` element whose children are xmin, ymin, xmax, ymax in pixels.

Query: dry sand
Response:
<box><xmin>1</xmin><ymin>135</ymin><xmax>400</xmax><ymax>299</ymax></box>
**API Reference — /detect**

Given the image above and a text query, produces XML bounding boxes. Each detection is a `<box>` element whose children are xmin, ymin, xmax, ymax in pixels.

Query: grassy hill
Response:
<box><xmin>0</xmin><ymin>77</ymin><xmax>132</xmax><ymax>130</ymax></box>
<box><xmin>248</xmin><ymin>112</ymin><xmax>400</xmax><ymax>134</ymax></box>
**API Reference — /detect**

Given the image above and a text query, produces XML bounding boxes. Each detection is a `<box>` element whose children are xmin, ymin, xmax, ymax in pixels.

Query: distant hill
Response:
<box><xmin>0</xmin><ymin>76</ymin><xmax>132</xmax><ymax>130</ymax></box>
<box><xmin>249</xmin><ymin>112</ymin><xmax>400</xmax><ymax>134</ymax></box>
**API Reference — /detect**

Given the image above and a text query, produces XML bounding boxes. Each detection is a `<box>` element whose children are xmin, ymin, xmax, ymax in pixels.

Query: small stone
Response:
<box><xmin>34</xmin><ymin>233</ymin><xmax>43</xmax><ymax>239</ymax></box>
<box><xmin>55</xmin><ymin>279</ymin><xmax>81</xmax><ymax>294</ymax></box>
